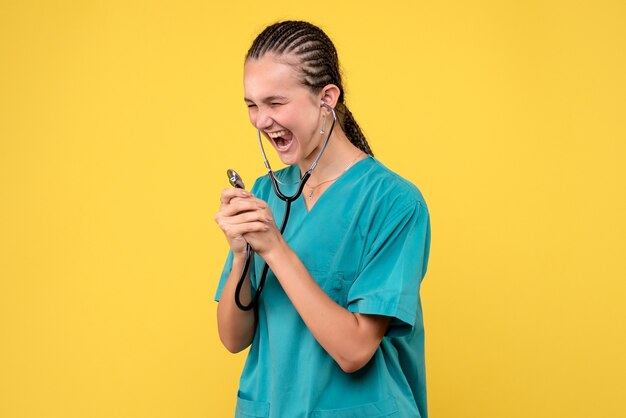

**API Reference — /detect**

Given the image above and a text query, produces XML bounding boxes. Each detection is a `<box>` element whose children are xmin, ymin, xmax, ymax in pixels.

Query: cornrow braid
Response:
<box><xmin>246</xmin><ymin>21</ymin><xmax>374</xmax><ymax>156</ymax></box>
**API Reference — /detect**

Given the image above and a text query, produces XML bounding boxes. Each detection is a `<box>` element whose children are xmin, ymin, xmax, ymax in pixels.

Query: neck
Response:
<box><xmin>299</xmin><ymin>128</ymin><xmax>363</xmax><ymax>183</ymax></box>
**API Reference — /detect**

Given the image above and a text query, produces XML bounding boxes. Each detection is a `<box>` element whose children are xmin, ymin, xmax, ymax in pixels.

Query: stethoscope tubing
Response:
<box><xmin>234</xmin><ymin>103</ymin><xmax>337</xmax><ymax>311</ymax></box>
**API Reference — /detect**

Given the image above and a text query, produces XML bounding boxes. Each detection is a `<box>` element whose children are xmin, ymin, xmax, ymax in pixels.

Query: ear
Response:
<box><xmin>319</xmin><ymin>84</ymin><xmax>341</xmax><ymax>109</ymax></box>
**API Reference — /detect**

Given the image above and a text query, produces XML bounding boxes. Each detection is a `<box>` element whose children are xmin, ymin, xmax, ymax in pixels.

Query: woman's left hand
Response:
<box><xmin>242</xmin><ymin>197</ymin><xmax>284</xmax><ymax>257</ymax></box>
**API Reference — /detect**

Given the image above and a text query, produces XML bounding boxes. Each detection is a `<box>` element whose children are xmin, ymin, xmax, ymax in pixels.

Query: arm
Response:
<box><xmin>237</xmin><ymin>193</ymin><xmax>427</xmax><ymax>370</ymax></box>
<box><xmin>214</xmin><ymin>188</ymin><xmax>270</xmax><ymax>353</ymax></box>
<box><xmin>216</xmin><ymin>253</ymin><xmax>256</xmax><ymax>353</ymax></box>
<box><xmin>262</xmin><ymin>242</ymin><xmax>391</xmax><ymax>373</ymax></box>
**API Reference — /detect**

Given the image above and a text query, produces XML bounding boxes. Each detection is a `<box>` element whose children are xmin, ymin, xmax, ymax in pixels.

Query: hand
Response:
<box><xmin>241</xmin><ymin>201</ymin><xmax>284</xmax><ymax>258</ymax></box>
<box><xmin>214</xmin><ymin>188</ymin><xmax>273</xmax><ymax>255</ymax></box>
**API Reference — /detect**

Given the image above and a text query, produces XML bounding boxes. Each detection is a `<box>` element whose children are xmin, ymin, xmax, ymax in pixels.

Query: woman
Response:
<box><xmin>214</xmin><ymin>21</ymin><xmax>431</xmax><ymax>418</ymax></box>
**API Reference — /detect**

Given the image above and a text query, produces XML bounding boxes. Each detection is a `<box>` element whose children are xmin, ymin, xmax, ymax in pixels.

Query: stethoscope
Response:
<box><xmin>227</xmin><ymin>101</ymin><xmax>337</xmax><ymax>311</ymax></box>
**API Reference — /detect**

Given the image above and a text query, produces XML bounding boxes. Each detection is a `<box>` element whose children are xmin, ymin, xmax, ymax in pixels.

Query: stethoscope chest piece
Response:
<box><xmin>227</xmin><ymin>168</ymin><xmax>245</xmax><ymax>189</ymax></box>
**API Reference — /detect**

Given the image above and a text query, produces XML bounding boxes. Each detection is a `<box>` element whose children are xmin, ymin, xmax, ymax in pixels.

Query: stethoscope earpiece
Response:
<box><xmin>320</xmin><ymin>100</ymin><xmax>333</xmax><ymax>114</ymax></box>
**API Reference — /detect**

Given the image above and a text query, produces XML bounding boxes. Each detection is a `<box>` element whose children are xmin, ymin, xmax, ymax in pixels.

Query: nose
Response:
<box><xmin>254</xmin><ymin>107</ymin><xmax>273</xmax><ymax>131</ymax></box>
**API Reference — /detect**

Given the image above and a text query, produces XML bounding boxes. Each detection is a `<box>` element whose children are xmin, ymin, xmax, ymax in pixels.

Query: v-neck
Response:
<box><xmin>300</xmin><ymin>155</ymin><xmax>373</xmax><ymax>214</ymax></box>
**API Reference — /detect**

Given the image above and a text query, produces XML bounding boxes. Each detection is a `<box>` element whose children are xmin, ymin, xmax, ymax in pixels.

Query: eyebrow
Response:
<box><xmin>244</xmin><ymin>95</ymin><xmax>289</xmax><ymax>104</ymax></box>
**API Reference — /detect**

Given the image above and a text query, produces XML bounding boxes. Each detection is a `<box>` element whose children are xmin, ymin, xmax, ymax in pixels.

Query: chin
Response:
<box><xmin>273</xmin><ymin>146</ymin><xmax>301</xmax><ymax>167</ymax></box>
<box><xmin>277</xmin><ymin>154</ymin><xmax>299</xmax><ymax>166</ymax></box>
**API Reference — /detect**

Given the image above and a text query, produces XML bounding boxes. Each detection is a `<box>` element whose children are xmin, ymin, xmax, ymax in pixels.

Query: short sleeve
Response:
<box><xmin>214</xmin><ymin>250</ymin><xmax>233</xmax><ymax>302</ymax></box>
<box><xmin>347</xmin><ymin>200</ymin><xmax>430</xmax><ymax>337</ymax></box>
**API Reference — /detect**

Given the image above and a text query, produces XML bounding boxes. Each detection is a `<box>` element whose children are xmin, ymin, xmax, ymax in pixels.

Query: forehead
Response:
<box><xmin>243</xmin><ymin>55</ymin><xmax>307</xmax><ymax>100</ymax></box>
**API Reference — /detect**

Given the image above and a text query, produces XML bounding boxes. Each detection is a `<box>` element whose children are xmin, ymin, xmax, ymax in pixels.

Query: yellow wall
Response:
<box><xmin>1</xmin><ymin>1</ymin><xmax>624</xmax><ymax>417</ymax></box>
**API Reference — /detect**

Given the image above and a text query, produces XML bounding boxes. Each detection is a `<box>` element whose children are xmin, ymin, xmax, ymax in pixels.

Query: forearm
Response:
<box><xmin>262</xmin><ymin>241</ymin><xmax>389</xmax><ymax>373</ymax></box>
<box><xmin>216</xmin><ymin>254</ymin><xmax>256</xmax><ymax>353</ymax></box>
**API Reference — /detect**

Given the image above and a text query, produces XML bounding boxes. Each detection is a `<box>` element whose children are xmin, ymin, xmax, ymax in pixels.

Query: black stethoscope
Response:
<box><xmin>227</xmin><ymin>101</ymin><xmax>337</xmax><ymax>311</ymax></box>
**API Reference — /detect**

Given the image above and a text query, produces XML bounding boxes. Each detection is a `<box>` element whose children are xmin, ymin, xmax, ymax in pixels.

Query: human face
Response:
<box><xmin>244</xmin><ymin>55</ymin><xmax>323</xmax><ymax>166</ymax></box>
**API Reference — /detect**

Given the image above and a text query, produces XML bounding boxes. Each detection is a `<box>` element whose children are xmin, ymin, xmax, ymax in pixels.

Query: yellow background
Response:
<box><xmin>1</xmin><ymin>1</ymin><xmax>625</xmax><ymax>417</ymax></box>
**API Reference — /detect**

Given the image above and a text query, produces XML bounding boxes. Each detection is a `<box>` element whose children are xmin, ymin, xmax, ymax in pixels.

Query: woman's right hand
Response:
<box><xmin>214</xmin><ymin>188</ymin><xmax>271</xmax><ymax>255</ymax></box>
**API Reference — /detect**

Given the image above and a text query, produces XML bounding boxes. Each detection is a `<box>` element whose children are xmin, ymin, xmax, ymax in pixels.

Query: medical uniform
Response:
<box><xmin>215</xmin><ymin>156</ymin><xmax>431</xmax><ymax>418</ymax></box>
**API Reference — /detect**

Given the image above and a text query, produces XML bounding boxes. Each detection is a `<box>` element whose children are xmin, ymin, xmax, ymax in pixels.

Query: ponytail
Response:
<box><xmin>336</xmin><ymin>102</ymin><xmax>373</xmax><ymax>156</ymax></box>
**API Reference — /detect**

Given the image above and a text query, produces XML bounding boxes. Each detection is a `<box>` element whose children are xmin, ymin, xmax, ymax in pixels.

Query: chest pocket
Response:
<box><xmin>310</xmin><ymin>270</ymin><xmax>351</xmax><ymax>307</ymax></box>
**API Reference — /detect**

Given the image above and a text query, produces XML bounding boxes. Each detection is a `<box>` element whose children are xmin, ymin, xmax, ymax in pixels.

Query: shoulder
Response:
<box><xmin>360</xmin><ymin>157</ymin><xmax>428</xmax><ymax>216</ymax></box>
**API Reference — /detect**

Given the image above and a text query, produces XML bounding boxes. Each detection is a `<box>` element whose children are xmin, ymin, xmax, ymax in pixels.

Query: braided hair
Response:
<box><xmin>246</xmin><ymin>21</ymin><xmax>373</xmax><ymax>156</ymax></box>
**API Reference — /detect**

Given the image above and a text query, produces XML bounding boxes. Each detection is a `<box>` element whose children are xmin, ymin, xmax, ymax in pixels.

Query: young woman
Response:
<box><xmin>214</xmin><ymin>21</ymin><xmax>431</xmax><ymax>418</ymax></box>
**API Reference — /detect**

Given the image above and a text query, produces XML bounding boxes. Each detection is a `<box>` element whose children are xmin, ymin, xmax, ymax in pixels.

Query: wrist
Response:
<box><xmin>259</xmin><ymin>238</ymin><xmax>290</xmax><ymax>267</ymax></box>
<box><xmin>232</xmin><ymin>252</ymin><xmax>249</xmax><ymax>267</ymax></box>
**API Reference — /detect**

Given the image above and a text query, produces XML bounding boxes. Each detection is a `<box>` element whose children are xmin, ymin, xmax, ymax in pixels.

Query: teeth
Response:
<box><xmin>267</xmin><ymin>130</ymin><xmax>288</xmax><ymax>139</ymax></box>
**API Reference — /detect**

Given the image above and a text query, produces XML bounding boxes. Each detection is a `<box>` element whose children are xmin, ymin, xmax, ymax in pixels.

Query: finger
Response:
<box><xmin>219</xmin><ymin>199</ymin><xmax>267</xmax><ymax>218</ymax></box>
<box><xmin>226</xmin><ymin>210</ymin><xmax>273</xmax><ymax>225</ymax></box>
<box><xmin>228</xmin><ymin>195</ymin><xmax>268</xmax><ymax>207</ymax></box>
<box><xmin>215</xmin><ymin>209</ymin><xmax>272</xmax><ymax>232</ymax></box>
<box><xmin>228</xmin><ymin>196</ymin><xmax>260</xmax><ymax>206</ymax></box>
<box><xmin>220</xmin><ymin>187</ymin><xmax>252</xmax><ymax>205</ymax></box>
<box><xmin>228</xmin><ymin>197</ymin><xmax>272</xmax><ymax>219</ymax></box>
<box><xmin>215</xmin><ymin>207</ymin><xmax>272</xmax><ymax>231</ymax></box>
<box><xmin>224</xmin><ymin>221</ymin><xmax>270</xmax><ymax>237</ymax></box>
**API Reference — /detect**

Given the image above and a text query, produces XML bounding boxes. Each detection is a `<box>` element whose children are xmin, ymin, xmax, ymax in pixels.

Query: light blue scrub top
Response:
<box><xmin>215</xmin><ymin>156</ymin><xmax>431</xmax><ymax>418</ymax></box>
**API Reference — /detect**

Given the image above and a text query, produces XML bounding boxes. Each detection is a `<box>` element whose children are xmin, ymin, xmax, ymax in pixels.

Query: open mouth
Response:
<box><xmin>267</xmin><ymin>130</ymin><xmax>294</xmax><ymax>151</ymax></box>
